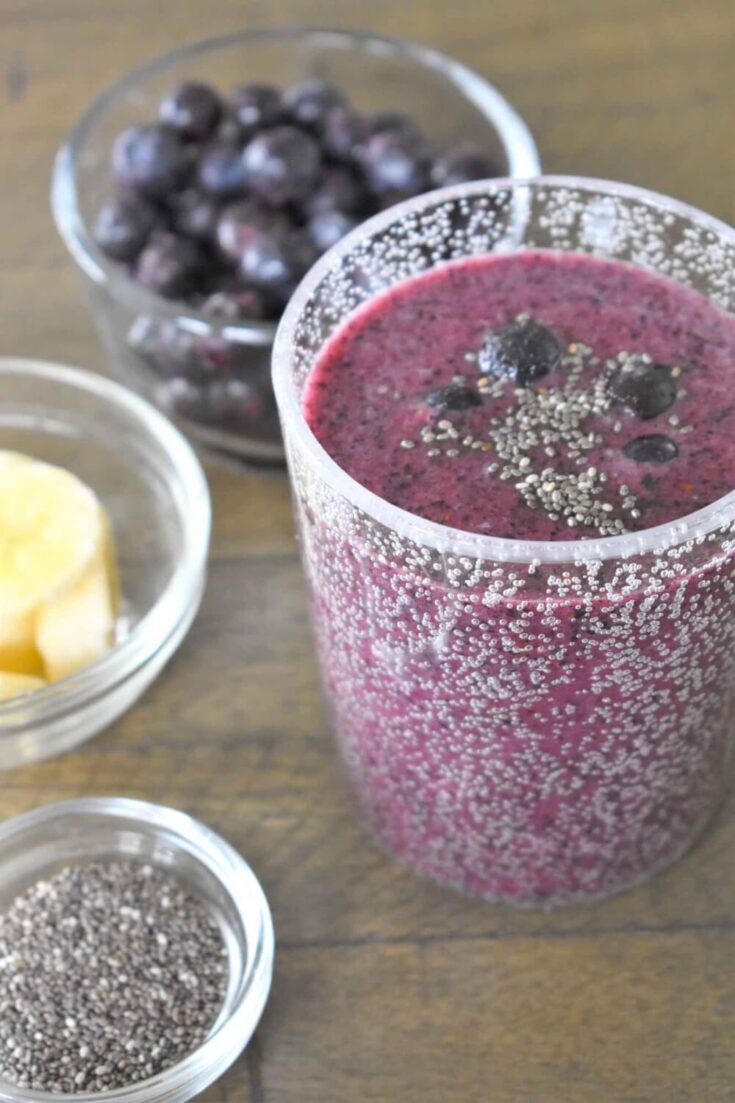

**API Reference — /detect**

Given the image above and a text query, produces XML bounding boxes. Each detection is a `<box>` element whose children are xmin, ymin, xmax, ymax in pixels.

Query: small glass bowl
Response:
<box><xmin>0</xmin><ymin>359</ymin><xmax>210</xmax><ymax>768</ymax></box>
<box><xmin>51</xmin><ymin>25</ymin><xmax>541</xmax><ymax>466</ymax></box>
<box><xmin>0</xmin><ymin>797</ymin><xmax>274</xmax><ymax>1103</ymax></box>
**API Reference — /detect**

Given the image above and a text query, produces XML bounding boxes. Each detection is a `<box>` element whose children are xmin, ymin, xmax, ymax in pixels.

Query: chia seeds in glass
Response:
<box><xmin>274</xmin><ymin>178</ymin><xmax>735</xmax><ymax>905</ymax></box>
<box><xmin>0</xmin><ymin>861</ymin><xmax>228</xmax><ymax>1093</ymax></box>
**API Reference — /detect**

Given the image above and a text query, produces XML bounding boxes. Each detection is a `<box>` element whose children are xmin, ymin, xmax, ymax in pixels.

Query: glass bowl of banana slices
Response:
<box><xmin>0</xmin><ymin>358</ymin><xmax>210</xmax><ymax>768</ymax></box>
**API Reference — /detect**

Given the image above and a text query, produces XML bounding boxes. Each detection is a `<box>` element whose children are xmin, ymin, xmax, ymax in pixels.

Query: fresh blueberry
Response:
<box><xmin>424</xmin><ymin>384</ymin><xmax>482</xmax><ymax>411</ymax></box>
<box><xmin>160</xmin><ymin>376</ymin><xmax>212</xmax><ymax>421</ymax></box>
<box><xmin>112</xmin><ymin>124</ymin><xmax>190</xmax><ymax>196</ymax></box>
<box><xmin>237</xmin><ymin>221</ymin><xmax>317</xmax><ymax>298</ymax></box>
<box><xmin>366</xmin><ymin>111</ymin><xmax>423</xmax><ymax>144</ymax></box>
<box><xmin>169</xmin><ymin>188</ymin><xmax>221</xmax><ymax>242</ymax></box>
<box><xmin>208</xmin><ymin>377</ymin><xmax>267</xmax><ymax>425</ymax></box>
<box><xmin>198</xmin><ymin>141</ymin><xmax>249</xmax><ymax>196</ymax></box>
<box><xmin>94</xmin><ymin>195</ymin><xmax>157</xmax><ymax>261</ymax></box>
<box><xmin>321</xmin><ymin>106</ymin><xmax>368</xmax><ymax>160</ymax></box>
<box><xmin>431</xmin><ymin>142</ymin><xmax>501</xmax><ymax>187</ymax></box>
<box><xmin>306</xmin><ymin>166</ymin><xmax>367</xmax><ymax>216</ymax></box>
<box><xmin>158</xmin><ymin>81</ymin><xmax>222</xmax><ymax>141</ymax></box>
<box><xmin>217</xmin><ymin>113</ymin><xmax>247</xmax><ymax>145</ymax></box>
<box><xmin>623</xmin><ymin>434</ymin><xmax>680</xmax><ymax>463</ymax></box>
<box><xmin>308</xmin><ymin>209</ymin><xmax>358</xmax><ymax>253</ymax></box>
<box><xmin>230</xmin><ymin>82</ymin><xmax>283</xmax><ymax>133</ymax></box>
<box><xmin>135</xmin><ymin>232</ymin><xmax>204</xmax><ymax>298</ymax></box>
<box><xmin>360</xmin><ymin>131</ymin><xmax>430</xmax><ymax>197</ymax></box>
<box><xmin>375</xmin><ymin>189</ymin><xmax>423</xmax><ymax>211</ymax></box>
<box><xmin>284</xmin><ymin>79</ymin><xmax>346</xmax><ymax>129</ymax></box>
<box><xmin>130</xmin><ymin>317</ymin><xmax>205</xmax><ymax>380</ymax></box>
<box><xmin>242</xmin><ymin>125</ymin><xmax>321</xmax><ymax>206</ymax></box>
<box><xmin>129</xmin><ymin>316</ymin><xmax>179</xmax><ymax>377</ymax></box>
<box><xmin>477</xmin><ymin>318</ymin><xmax>562</xmax><ymax>386</ymax></box>
<box><xmin>608</xmin><ymin>361</ymin><xmax>677</xmax><ymax>420</ymax></box>
<box><xmin>201</xmin><ymin>288</ymin><xmax>269</xmax><ymax>322</ymax></box>
<box><xmin>215</xmin><ymin>199</ymin><xmax>282</xmax><ymax>262</ymax></box>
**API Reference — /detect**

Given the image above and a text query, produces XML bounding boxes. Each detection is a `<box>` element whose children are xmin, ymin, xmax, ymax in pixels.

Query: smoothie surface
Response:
<box><xmin>304</xmin><ymin>250</ymin><xmax>735</xmax><ymax>539</ymax></box>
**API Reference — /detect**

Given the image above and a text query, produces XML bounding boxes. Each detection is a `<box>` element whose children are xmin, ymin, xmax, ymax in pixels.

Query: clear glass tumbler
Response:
<box><xmin>273</xmin><ymin>176</ymin><xmax>735</xmax><ymax>906</ymax></box>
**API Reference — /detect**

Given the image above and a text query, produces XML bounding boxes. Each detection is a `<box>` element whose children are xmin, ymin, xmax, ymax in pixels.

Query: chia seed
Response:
<box><xmin>0</xmin><ymin>861</ymin><xmax>227</xmax><ymax>1093</ymax></box>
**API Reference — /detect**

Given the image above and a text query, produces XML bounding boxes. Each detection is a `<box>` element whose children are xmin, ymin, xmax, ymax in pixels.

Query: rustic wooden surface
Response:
<box><xmin>1</xmin><ymin>2</ymin><xmax>735</xmax><ymax>1100</ymax></box>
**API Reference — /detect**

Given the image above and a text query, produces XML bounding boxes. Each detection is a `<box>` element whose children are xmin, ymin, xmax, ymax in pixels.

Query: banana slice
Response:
<box><xmin>0</xmin><ymin>450</ymin><xmax>32</xmax><ymax>469</ymax></box>
<box><xmin>100</xmin><ymin>508</ymin><xmax>121</xmax><ymax>617</ymax></box>
<box><xmin>0</xmin><ymin>610</ymin><xmax>42</xmax><ymax>676</ymax></box>
<box><xmin>36</xmin><ymin>550</ymin><xmax>116</xmax><ymax>682</ymax></box>
<box><xmin>0</xmin><ymin>461</ymin><xmax>104</xmax><ymax>617</ymax></box>
<box><xmin>0</xmin><ymin>671</ymin><xmax>47</xmax><ymax>702</ymax></box>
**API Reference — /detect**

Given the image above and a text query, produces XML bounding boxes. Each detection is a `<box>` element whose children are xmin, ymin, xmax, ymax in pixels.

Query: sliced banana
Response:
<box><xmin>0</xmin><ymin>610</ymin><xmax>42</xmax><ymax>676</ymax></box>
<box><xmin>0</xmin><ymin>461</ymin><xmax>104</xmax><ymax>617</ymax></box>
<box><xmin>36</xmin><ymin>550</ymin><xmax>116</xmax><ymax>683</ymax></box>
<box><xmin>0</xmin><ymin>671</ymin><xmax>47</xmax><ymax>702</ymax></box>
<box><xmin>0</xmin><ymin>450</ymin><xmax>32</xmax><ymax>469</ymax></box>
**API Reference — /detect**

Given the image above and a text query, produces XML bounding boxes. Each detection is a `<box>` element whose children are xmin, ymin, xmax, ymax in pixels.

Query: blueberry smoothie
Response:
<box><xmin>297</xmin><ymin>250</ymin><xmax>735</xmax><ymax>903</ymax></box>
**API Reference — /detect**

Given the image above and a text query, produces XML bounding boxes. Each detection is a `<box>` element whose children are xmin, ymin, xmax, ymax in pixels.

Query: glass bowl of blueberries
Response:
<box><xmin>52</xmin><ymin>26</ymin><xmax>540</xmax><ymax>464</ymax></box>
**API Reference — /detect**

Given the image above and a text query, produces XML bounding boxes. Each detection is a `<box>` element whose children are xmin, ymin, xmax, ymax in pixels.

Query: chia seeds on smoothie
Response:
<box><xmin>295</xmin><ymin>248</ymin><xmax>735</xmax><ymax>904</ymax></box>
<box><xmin>0</xmin><ymin>860</ymin><xmax>227</xmax><ymax>1093</ymax></box>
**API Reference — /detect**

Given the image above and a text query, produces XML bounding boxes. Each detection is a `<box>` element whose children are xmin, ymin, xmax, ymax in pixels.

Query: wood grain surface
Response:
<box><xmin>1</xmin><ymin>2</ymin><xmax>735</xmax><ymax>1100</ymax></box>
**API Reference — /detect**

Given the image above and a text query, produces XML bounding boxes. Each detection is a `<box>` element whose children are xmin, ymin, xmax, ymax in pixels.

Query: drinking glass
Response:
<box><xmin>273</xmin><ymin>177</ymin><xmax>735</xmax><ymax>905</ymax></box>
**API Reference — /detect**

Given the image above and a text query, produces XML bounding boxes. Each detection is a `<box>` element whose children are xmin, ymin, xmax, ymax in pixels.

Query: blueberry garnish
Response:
<box><xmin>424</xmin><ymin>384</ymin><xmax>482</xmax><ymax>411</ymax></box>
<box><xmin>94</xmin><ymin>196</ymin><xmax>157</xmax><ymax>261</ymax></box>
<box><xmin>158</xmin><ymin>81</ymin><xmax>222</xmax><ymax>141</ymax></box>
<box><xmin>112</xmin><ymin>125</ymin><xmax>189</xmax><ymax>196</ymax></box>
<box><xmin>623</xmin><ymin>434</ymin><xmax>680</xmax><ymax>463</ymax></box>
<box><xmin>230</xmin><ymin>82</ymin><xmax>283</xmax><ymax>133</ymax></box>
<box><xmin>242</xmin><ymin>126</ymin><xmax>321</xmax><ymax>206</ymax></box>
<box><xmin>478</xmin><ymin>318</ymin><xmax>562</xmax><ymax>386</ymax></box>
<box><xmin>608</xmin><ymin>361</ymin><xmax>677</xmax><ymax>420</ymax></box>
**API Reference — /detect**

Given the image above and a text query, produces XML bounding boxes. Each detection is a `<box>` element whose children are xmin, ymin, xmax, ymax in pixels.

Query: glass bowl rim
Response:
<box><xmin>0</xmin><ymin>358</ymin><xmax>211</xmax><ymax>727</ymax></box>
<box><xmin>50</xmin><ymin>24</ymin><xmax>541</xmax><ymax>347</ymax></box>
<box><xmin>0</xmin><ymin>796</ymin><xmax>274</xmax><ymax>1103</ymax></box>
<box><xmin>273</xmin><ymin>173</ymin><xmax>735</xmax><ymax>565</ymax></box>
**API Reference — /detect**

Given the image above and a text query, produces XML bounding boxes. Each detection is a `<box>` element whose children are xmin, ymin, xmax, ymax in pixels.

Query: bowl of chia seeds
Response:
<box><xmin>0</xmin><ymin>797</ymin><xmax>273</xmax><ymax>1103</ymax></box>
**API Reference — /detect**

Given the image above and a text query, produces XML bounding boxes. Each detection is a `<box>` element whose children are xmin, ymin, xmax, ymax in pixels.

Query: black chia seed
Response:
<box><xmin>0</xmin><ymin>860</ymin><xmax>228</xmax><ymax>1093</ymax></box>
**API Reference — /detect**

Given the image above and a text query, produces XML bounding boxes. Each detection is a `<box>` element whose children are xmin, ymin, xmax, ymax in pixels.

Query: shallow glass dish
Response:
<box><xmin>51</xmin><ymin>25</ymin><xmax>541</xmax><ymax>466</ymax></box>
<box><xmin>0</xmin><ymin>359</ymin><xmax>210</xmax><ymax>768</ymax></box>
<box><xmin>0</xmin><ymin>797</ymin><xmax>274</xmax><ymax>1103</ymax></box>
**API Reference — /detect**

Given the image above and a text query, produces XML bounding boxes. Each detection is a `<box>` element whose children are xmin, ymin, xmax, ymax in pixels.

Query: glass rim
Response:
<box><xmin>273</xmin><ymin>173</ymin><xmax>735</xmax><ymax>565</ymax></box>
<box><xmin>0</xmin><ymin>797</ymin><xmax>274</xmax><ymax>1103</ymax></box>
<box><xmin>0</xmin><ymin>359</ymin><xmax>211</xmax><ymax>728</ymax></box>
<box><xmin>50</xmin><ymin>24</ymin><xmax>540</xmax><ymax>346</ymax></box>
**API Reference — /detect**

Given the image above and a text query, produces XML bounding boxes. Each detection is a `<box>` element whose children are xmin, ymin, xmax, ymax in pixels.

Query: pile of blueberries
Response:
<box><xmin>95</xmin><ymin>77</ymin><xmax>499</xmax><ymax>446</ymax></box>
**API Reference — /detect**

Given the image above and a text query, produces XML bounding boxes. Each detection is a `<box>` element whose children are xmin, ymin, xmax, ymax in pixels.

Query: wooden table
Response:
<box><xmin>1</xmin><ymin>2</ymin><xmax>735</xmax><ymax>1100</ymax></box>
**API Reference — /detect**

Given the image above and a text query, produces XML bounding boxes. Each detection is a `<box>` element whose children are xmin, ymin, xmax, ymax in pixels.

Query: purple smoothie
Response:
<box><xmin>298</xmin><ymin>250</ymin><xmax>735</xmax><ymax>903</ymax></box>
